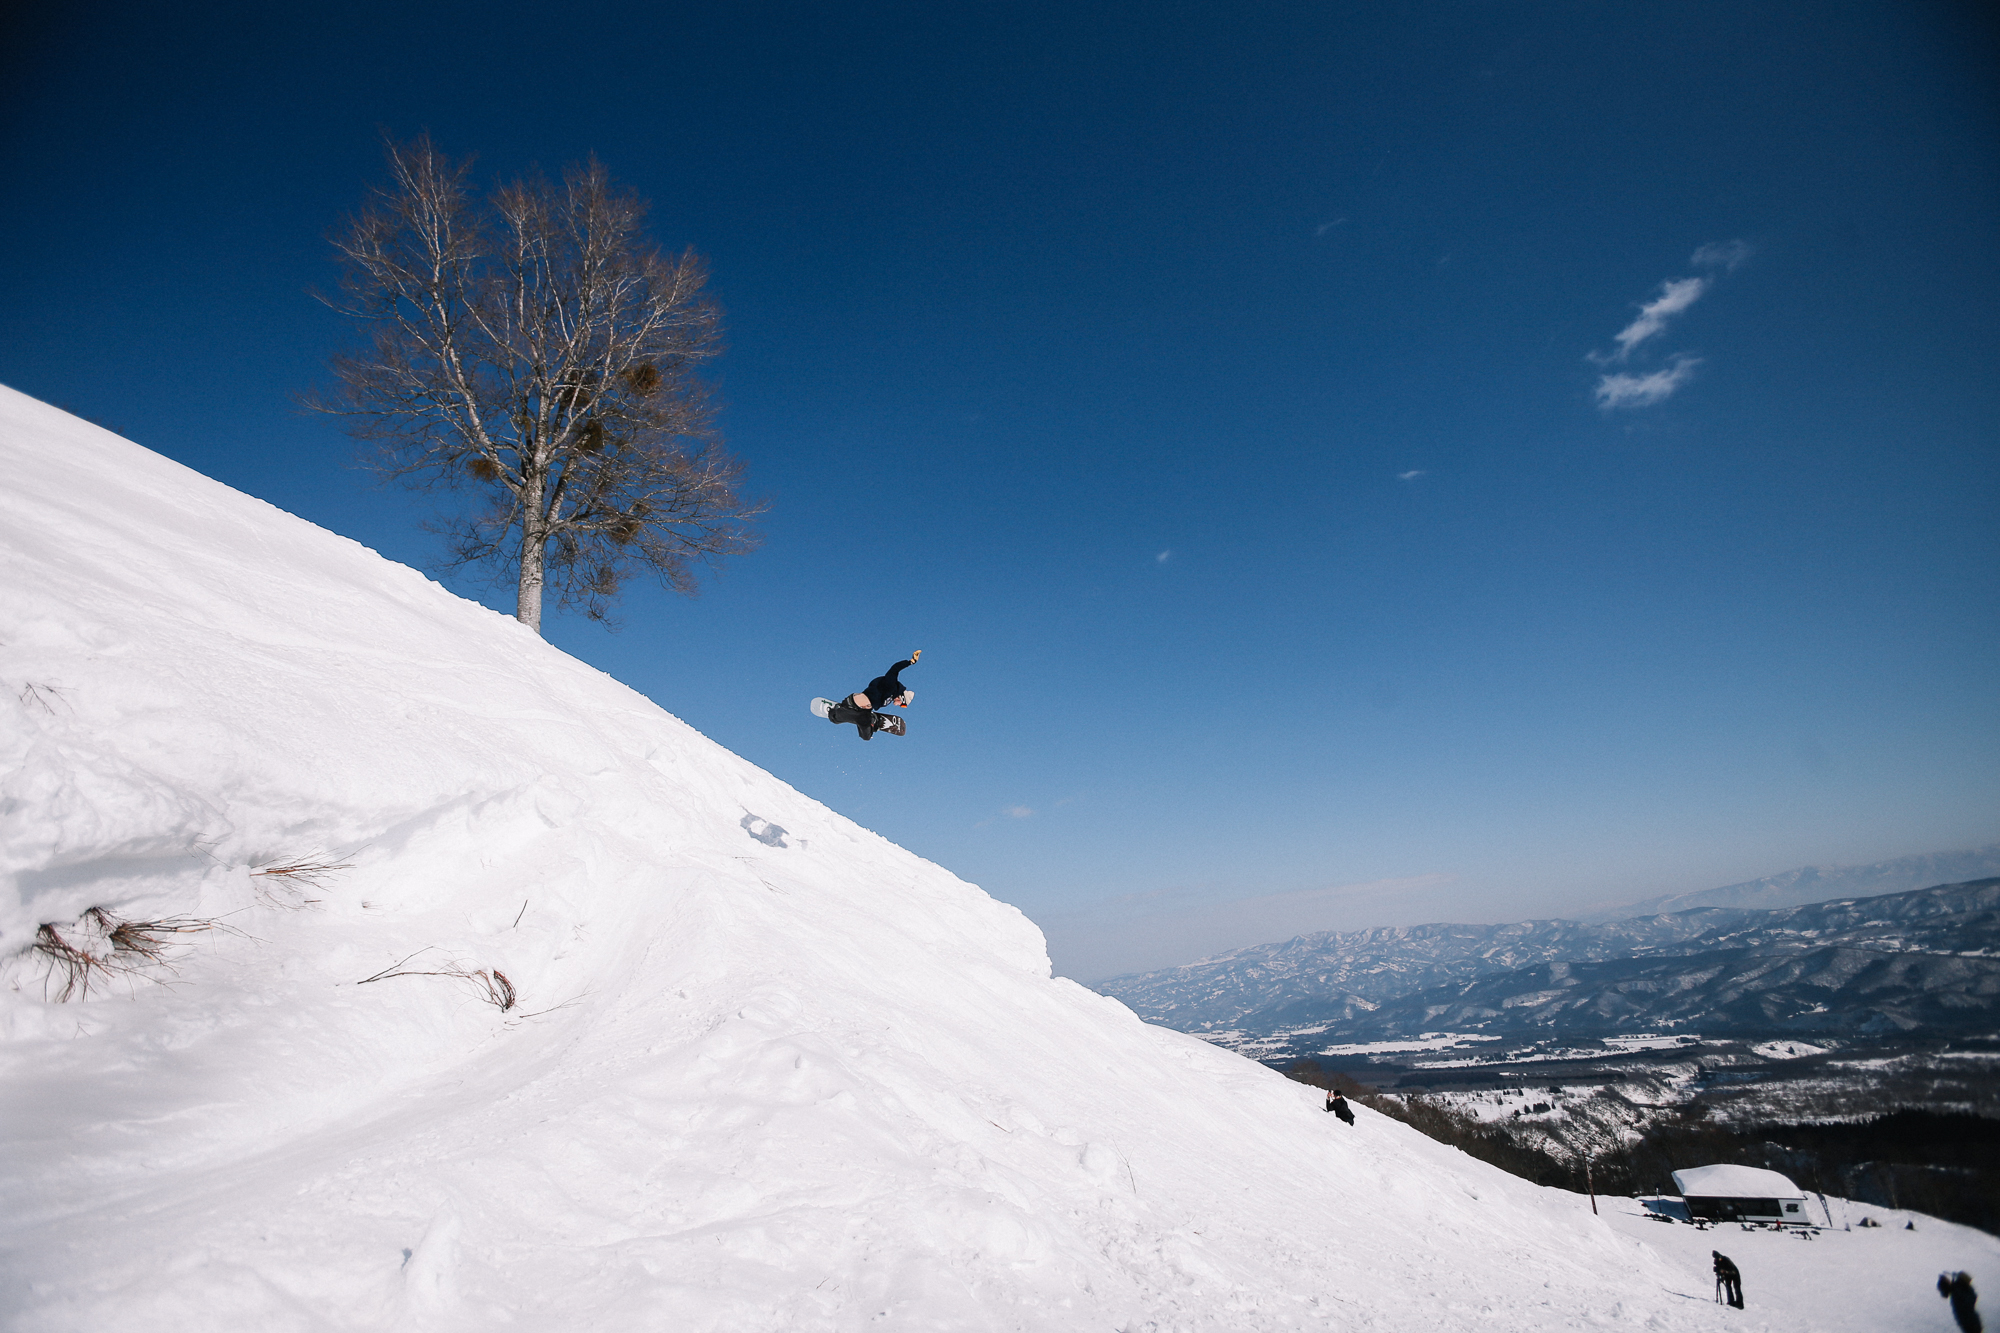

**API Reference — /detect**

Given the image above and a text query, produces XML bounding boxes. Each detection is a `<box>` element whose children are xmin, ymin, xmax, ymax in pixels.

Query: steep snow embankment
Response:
<box><xmin>0</xmin><ymin>384</ymin><xmax>1798</xmax><ymax>1331</ymax></box>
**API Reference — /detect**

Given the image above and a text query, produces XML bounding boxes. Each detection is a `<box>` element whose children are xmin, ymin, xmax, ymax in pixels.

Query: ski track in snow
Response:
<box><xmin>1</xmin><ymin>384</ymin><xmax>1993</xmax><ymax>1330</ymax></box>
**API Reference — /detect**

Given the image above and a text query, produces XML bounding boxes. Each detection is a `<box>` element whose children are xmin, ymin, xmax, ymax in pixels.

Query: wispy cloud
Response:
<box><xmin>1314</xmin><ymin>217</ymin><xmax>1347</xmax><ymax>237</ymax></box>
<box><xmin>1397</xmin><ymin>470</ymin><xmax>1426</xmax><ymax>481</ymax></box>
<box><xmin>1004</xmin><ymin>805</ymin><xmax>1034</xmax><ymax>819</ymax></box>
<box><xmin>1595</xmin><ymin>355</ymin><xmax>1702</xmax><ymax>409</ymax></box>
<box><xmin>1155</xmin><ymin>549</ymin><xmax>1171</xmax><ymax>563</ymax></box>
<box><xmin>1691</xmin><ymin>239</ymin><xmax>1753</xmax><ymax>272</ymax></box>
<box><xmin>1587</xmin><ymin>241</ymin><xmax>1748</xmax><ymax>410</ymax></box>
<box><xmin>1605</xmin><ymin>276</ymin><xmax>1708</xmax><ymax>362</ymax></box>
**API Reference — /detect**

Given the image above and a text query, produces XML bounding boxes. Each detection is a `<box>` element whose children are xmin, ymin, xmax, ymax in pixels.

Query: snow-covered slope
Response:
<box><xmin>0</xmin><ymin>384</ymin><xmax>1957</xmax><ymax>1331</ymax></box>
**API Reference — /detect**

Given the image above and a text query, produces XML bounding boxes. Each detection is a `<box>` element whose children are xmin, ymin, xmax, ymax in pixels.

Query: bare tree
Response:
<box><xmin>310</xmin><ymin>135</ymin><xmax>762</xmax><ymax>632</ymax></box>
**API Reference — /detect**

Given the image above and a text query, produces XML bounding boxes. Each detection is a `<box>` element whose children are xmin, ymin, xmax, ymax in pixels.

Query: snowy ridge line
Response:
<box><xmin>0</xmin><ymin>384</ymin><xmax>1955</xmax><ymax>1329</ymax></box>
<box><xmin>1586</xmin><ymin>845</ymin><xmax>2000</xmax><ymax>920</ymax></box>
<box><xmin>1095</xmin><ymin>879</ymin><xmax>2000</xmax><ymax>1042</ymax></box>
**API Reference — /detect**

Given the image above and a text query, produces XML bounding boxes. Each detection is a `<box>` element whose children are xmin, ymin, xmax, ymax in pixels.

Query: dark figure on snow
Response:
<box><xmin>1940</xmin><ymin>1272</ymin><xmax>1982</xmax><ymax>1333</ymax></box>
<box><xmin>828</xmin><ymin>651</ymin><xmax>919</xmax><ymax>740</ymax></box>
<box><xmin>1712</xmin><ymin>1251</ymin><xmax>1742</xmax><ymax>1309</ymax></box>
<box><xmin>1325</xmin><ymin>1091</ymin><xmax>1355</xmax><ymax>1126</ymax></box>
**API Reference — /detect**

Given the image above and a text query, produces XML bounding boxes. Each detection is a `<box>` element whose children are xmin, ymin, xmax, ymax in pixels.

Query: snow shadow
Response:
<box><xmin>740</xmin><ymin>813</ymin><xmax>788</xmax><ymax>848</ymax></box>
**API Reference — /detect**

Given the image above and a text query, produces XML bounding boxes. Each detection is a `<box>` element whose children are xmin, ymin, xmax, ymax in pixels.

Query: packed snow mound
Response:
<box><xmin>0</xmin><ymin>382</ymin><xmax>1752</xmax><ymax>1331</ymax></box>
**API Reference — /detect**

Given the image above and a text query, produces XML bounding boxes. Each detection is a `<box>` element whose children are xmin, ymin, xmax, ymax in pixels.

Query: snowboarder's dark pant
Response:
<box><xmin>827</xmin><ymin>700</ymin><xmax>883</xmax><ymax>739</ymax></box>
<box><xmin>1717</xmin><ymin>1276</ymin><xmax>1742</xmax><ymax>1309</ymax></box>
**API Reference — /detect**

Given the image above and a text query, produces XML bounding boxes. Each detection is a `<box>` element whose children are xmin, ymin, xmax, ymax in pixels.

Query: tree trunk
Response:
<box><xmin>516</xmin><ymin>515</ymin><xmax>546</xmax><ymax>633</ymax></box>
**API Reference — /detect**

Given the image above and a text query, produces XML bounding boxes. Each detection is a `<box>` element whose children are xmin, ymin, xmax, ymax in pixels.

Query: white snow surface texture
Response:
<box><xmin>4</xmin><ymin>383</ymin><xmax>1982</xmax><ymax>1331</ymax></box>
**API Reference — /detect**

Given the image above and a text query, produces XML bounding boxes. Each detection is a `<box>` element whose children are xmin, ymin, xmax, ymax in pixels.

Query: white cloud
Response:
<box><xmin>1314</xmin><ymin>217</ymin><xmax>1347</xmax><ymax>237</ymax></box>
<box><xmin>1608</xmin><ymin>276</ymin><xmax>1708</xmax><ymax>361</ymax></box>
<box><xmin>1595</xmin><ymin>355</ymin><xmax>1702</xmax><ymax>410</ymax></box>
<box><xmin>1004</xmin><ymin>805</ymin><xmax>1034</xmax><ymax>819</ymax></box>
<box><xmin>1691</xmin><ymin>239</ymin><xmax>1753</xmax><ymax>272</ymax></box>
<box><xmin>1397</xmin><ymin>470</ymin><xmax>1426</xmax><ymax>481</ymax></box>
<box><xmin>1155</xmin><ymin>550</ymin><xmax>1171</xmax><ymax>563</ymax></box>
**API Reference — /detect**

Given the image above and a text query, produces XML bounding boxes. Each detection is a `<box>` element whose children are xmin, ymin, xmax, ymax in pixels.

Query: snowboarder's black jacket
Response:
<box><xmin>860</xmin><ymin>659</ymin><xmax>914</xmax><ymax>708</ymax></box>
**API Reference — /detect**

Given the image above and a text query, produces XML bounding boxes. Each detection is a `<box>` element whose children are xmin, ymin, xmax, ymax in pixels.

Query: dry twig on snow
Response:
<box><xmin>17</xmin><ymin>682</ymin><xmax>69</xmax><ymax>714</ymax></box>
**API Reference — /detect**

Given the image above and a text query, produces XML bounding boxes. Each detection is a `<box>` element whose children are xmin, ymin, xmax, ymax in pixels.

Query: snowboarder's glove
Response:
<box><xmin>910</xmin><ymin>649</ymin><xmax>922</xmax><ymax>662</ymax></box>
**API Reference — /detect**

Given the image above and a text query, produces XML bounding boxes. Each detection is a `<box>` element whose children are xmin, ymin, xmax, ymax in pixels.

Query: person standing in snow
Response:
<box><xmin>1939</xmin><ymin>1272</ymin><xmax>1982</xmax><ymax>1333</ymax></box>
<box><xmin>1712</xmin><ymin>1251</ymin><xmax>1742</xmax><ymax>1309</ymax></box>
<box><xmin>1325</xmin><ymin>1091</ymin><xmax>1355</xmax><ymax>1126</ymax></box>
<box><xmin>828</xmin><ymin>651</ymin><xmax>920</xmax><ymax>740</ymax></box>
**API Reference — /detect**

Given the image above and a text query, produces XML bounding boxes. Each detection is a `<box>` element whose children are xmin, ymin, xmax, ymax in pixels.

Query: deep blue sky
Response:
<box><xmin>4</xmin><ymin>2</ymin><xmax>1996</xmax><ymax>979</ymax></box>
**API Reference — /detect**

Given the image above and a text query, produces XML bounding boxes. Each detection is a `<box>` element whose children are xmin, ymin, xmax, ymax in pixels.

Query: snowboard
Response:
<box><xmin>811</xmin><ymin>697</ymin><xmax>906</xmax><ymax>736</ymax></box>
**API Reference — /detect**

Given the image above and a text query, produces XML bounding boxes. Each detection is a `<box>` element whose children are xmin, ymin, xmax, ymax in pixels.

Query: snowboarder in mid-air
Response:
<box><xmin>813</xmin><ymin>651</ymin><xmax>920</xmax><ymax>740</ymax></box>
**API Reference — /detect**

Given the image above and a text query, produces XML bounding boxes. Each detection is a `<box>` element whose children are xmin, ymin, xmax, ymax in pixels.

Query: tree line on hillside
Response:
<box><xmin>1286</xmin><ymin>1061</ymin><xmax>2000</xmax><ymax>1237</ymax></box>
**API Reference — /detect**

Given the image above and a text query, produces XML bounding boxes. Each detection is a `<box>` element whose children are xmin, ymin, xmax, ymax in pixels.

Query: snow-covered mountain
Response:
<box><xmin>0</xmin><ymin>384</ymin><xmax>1801</xmax><ymax>1330</ymax></box>
<box><xmin>1093</xmin><ymin>914</ymin><xmax>1755</xmax><ymax>1033</ymax></box>
<box><xmin>1096</xmin><ymin>881</ymin><xmax>2000</xmax><ymax>1042</ymax></box>
<box><xmin>1582</xmin><ymin>846</ymin><xmax>2000</xmax><ymax>920</ymax></box>
<box><xmin>1346</xmin><ymin>883</ymin><xmax>2000</xmax><ymax>1040</ymax></box>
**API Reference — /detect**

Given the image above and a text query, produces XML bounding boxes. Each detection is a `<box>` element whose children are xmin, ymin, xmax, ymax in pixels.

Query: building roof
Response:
<box><xmin>1671</xmin><ymin>1165</ymin><xmax>1804</xmax><ymax>1199</ymax></box>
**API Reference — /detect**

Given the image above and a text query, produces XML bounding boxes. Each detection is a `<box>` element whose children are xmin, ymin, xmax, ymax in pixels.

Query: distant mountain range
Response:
<box><xmin>1095</xmin><ymin>878</ymin><xmax>2000</xmax><ymax>1042</ymax></box>
<box><xmin>1580</xmin><ymin>844</ymin><xmax>2000</xmax><ymax>920</ymax></box>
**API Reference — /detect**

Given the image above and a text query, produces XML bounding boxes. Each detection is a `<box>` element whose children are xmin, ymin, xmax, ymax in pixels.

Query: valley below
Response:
<box><xmin>1094</xmin><ymin>878</ymin><xmax>2000</xmax><ymax>1234</ymax></box>
<box><xmin>1279</xmin><ymin>1029</ymin><xmax>2000</xmax><ymax>1235</ymax></box>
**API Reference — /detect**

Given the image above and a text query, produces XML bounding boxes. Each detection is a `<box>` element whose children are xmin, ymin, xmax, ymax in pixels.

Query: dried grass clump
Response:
<box><xmin>477</xmin><ymin>969</ymin><xmax>517</xmax><ymax>1011</ymax></box>
<box><xmin>357</xmin><ymin>950</ymin><xmax>517</xmax><ymax>1011</ymax></box>
<box><xmin>28</xmin><ymin>908</ymin><xmax>219</xmax><ymax>1000</ymax></box>
<box><xmin>87</xmin><ymin>906</ymin><xmax>219</xmax><ymax>961</ymax></box>
<box><xmin>251</xmin><ymin>856</ymin><xmax>352</xmax><ymax>907</ymax></box>
<box><xmin>31</xmin><ymin>923</ymin><xmax>119</xmax><ymax>1001</ymax></box>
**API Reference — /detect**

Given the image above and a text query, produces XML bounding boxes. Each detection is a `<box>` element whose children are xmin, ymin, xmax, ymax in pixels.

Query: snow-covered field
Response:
<box><xmin>1319</xmin><ymin>1033</ymin><xmax>1501</xmax><ymax>1057</ymax></box>
<box><xmin>1602</xmin><ymin>1197</ymin><xmax>1995</xmax><ymax>1333</ymax></box>
<box><xmin>1604</xmin><ymin>1035</ymin><xmax>1702</xmax><ymax>1054</ymax></box>
<box><xmin>2</xmin><ymin>383</ymin><xmax>1994</xmax><ymax>1331</ymax></box>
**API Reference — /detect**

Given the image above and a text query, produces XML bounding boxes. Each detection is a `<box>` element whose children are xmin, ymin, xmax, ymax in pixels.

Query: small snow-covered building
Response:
<box><xmin>1671</xmin><ymin>1164</ymin><xmax>1810</xmax><ymax>1225</ymax></box>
